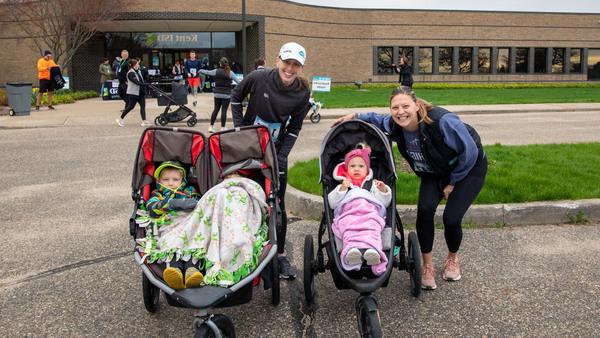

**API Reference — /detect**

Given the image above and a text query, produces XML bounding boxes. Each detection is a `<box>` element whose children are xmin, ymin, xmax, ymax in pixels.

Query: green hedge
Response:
<box><xmin>30</xmin><ymin>88</ymin><xmax>98</xmax><ymax>106</ymax></box>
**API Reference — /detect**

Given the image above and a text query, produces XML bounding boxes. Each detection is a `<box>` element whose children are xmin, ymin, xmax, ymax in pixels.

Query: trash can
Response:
<box><xmin>6</xmin><ymin>82</ymin><xmax>32</xmax><ymax>116</ymax></box>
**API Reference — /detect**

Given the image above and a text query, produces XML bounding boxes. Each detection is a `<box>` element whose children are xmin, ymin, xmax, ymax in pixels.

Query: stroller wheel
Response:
<box><xmin>187</xmin><ymin>117</ymin><xmax>198</xmax><ymax>127</ymax></box>
<box><xmin>303</xmin><ymin>235</ymin><xmax>316</xmax><ymax>305</ymax></box>
<box><xmin>271</xmin><ymin>253</ymin><xmax>280</xmax><ymax>305</ymax></box>
<box><xmin>194</xmin><ymin>314</ymin><xmax>236</xmax><ymax>338</ymax></box>
<box><xmin>355</xmin><ymin>296</ymin><xmax>383</xmax><ymax>338</ymax></box>
<box><xmin>407</xmin><ymin>231</ymin><xmax>422</xmax><ymax>297</ymax></box>
<box><xmin>309</xmin><ymin>112</ymin><xmax>321</xmax><ymax>124</ymax></box>
<box><xmin>142</xmin><ymin>273</ymin><xmax>160</xmax><ymax>313</ymax></box>
<box><xmin>155</xmin><ymin>115</ymin><xmax>168</xmax><ymax>126</ymax></box>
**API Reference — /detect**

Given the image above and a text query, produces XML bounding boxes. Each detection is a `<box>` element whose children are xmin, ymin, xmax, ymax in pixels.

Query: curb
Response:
<box><xmin>285</xmin><ymin>185</ymin><xmax>600</xmax><ymax>226</ymax></box>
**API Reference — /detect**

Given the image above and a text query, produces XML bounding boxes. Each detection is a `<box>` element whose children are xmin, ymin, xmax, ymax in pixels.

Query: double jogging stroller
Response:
<box><xmin>303</xmin><ymin>120</ymin><xmax>422</xmax><ymax>337</ymax></box>
<box><xmin>149</xmin><ymin>82</ymin><xmax>198</xmax><ymax>127</ymax></box>
<box><xmin>129</xmin><ymin>125</ymin><xmax>281</xmax><ymax>337</ymax></box>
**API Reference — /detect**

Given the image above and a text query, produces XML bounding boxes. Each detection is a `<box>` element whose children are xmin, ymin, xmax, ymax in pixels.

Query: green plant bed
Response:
<box><xmin>288</xmin><ymin>143</ymin><xmax>600</xmax><ymax>204</ymax></box>
<box><xmin>31</xmin><ymin>89</ymin><xmax>98</xmax><ymax>106</ymax></box>
<box><xmin>313</xmin><ymin>84</ymin><xmax>600</xmax><ymax>108</ymax></box>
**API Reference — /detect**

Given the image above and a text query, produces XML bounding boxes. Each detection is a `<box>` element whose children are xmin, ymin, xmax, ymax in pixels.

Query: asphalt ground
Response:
<box><xmin>1</xmin><ymin>97</ymin><xmax>600</xmax><ymax>337</ymax></box>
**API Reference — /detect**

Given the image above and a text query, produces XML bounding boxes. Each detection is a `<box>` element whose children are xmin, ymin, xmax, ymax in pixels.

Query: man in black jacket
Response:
<box><xmin>231</xmin><ymin>42</ymin><xmax>311</xmax><ymax>279</ymax></box>
<box><xmin>117</xmin><ymin>49</ymin><xmax>129</xmax><ymax>109</ymax></box>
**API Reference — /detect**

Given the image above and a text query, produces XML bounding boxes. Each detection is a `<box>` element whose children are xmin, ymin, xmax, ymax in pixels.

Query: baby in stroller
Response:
<box><xmin>327</xmin><ymin>143</ymin><xmax>392</xmax><ymax>276</ymax></box>
<box><xmin>138</xmin><ymin>160</ymin><xmax>268</xmax><ymax>289</ymax></box>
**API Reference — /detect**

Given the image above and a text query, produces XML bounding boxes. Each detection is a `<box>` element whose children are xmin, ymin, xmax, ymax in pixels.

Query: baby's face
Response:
<box><xmin>159</xmin><ymin>169</ymin><xmax>183</xmax><ymax>190</ymax></box>
<box><xmin>347</xmin><ymin>157</ymin><xmax>368</xmax><ymax>180</ymax></box>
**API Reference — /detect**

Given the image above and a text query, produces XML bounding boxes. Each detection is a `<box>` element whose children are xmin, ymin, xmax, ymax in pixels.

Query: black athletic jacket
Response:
<box><xmin>231</xmin><ymin>68</ymin><xmax>311</xmax><ymax>162</ymax></box>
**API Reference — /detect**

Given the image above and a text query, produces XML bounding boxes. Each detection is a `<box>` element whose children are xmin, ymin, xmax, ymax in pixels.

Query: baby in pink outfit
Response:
<box><xmin>327</xmin><ymin>145</ymin><xmax>391</xmax><ymax>275</ymax></box>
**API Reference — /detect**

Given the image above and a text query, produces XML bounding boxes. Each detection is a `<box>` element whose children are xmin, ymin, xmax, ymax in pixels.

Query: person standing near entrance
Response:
<box><xmin>185</xmin><ymin>50</ymin><xmax>202</xmax><ymax>106</ymax></box>
<box><xmin>198</xmin><ymin>57</ymin><xmax>240</xmax><ymax>133</ymax></box>
<box><xmin>392</xmin><ymin>55</ymin><xmax>413</xmax><ymax>88</ymax></box>
<box><xmin>35</xmin><ymin>50</ymin><xmax>58</xmax><ymax>111</ymax></box>
<box><xmin>99</xmin><ymin>58</ymin><xmax>113</xmax><ymax>94</ymax></box>
<box><xmin>117</xmin><ymin>50</ymin><xmax>130</xmax><ymax>110</ymax></box>
<box><xmin>231</xmin><ymin>42</ymin><xmax>311</xmax><ymax>279</ymax></box>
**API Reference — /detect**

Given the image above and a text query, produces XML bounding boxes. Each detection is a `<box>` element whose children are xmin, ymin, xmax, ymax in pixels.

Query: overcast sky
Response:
<box><xmin>288</xmin><ymin>0</ymin><xmax>600</xmax><ymax>14</ymax></box>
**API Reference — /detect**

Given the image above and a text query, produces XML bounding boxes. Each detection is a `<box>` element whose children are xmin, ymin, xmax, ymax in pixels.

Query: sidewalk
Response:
<box><xmin>1</xmin><ymin>97</ymin><xmax>599</xmax><ymax>225</ymax></box>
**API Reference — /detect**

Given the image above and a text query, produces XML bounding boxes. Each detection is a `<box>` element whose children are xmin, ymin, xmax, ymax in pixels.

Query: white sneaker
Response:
<box><xmin>344</xmin><ymin>248</ymin><xmax>362</xmax><ymax>266</ymax></box>
<box><xmin>115</xmin><ymin>118</ymin><xmax>125</xmax><ymax>127</ymax></box>
<box><xmin>220</xmin><ymin>126</ymin><xmax>228</xmax><ymax>131</ymax></box>
<box><xmin>208</xmin><ymin>125</ymin><xmax>214</xmax><ymax>133</ymax></box>
<box><xmin>141</xmin><ymin>120</ymin><xmax>153</xmax><ymax>126</ymax></box>
<box><xmin>363</xmin><ymin>248</ymin><xmax>381</xmax><ymax>265</ymax></box>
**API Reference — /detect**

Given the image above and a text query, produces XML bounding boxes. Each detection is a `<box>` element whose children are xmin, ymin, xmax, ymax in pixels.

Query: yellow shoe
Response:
<box><xmin>163</xmin><ymin>267</ymin><xmax>185</xmax><ymax>290</ymax></box>
<box><xmin>185</xmin><ymin>267</ymin><xmax>204</xmax><ymax>288</ymax></box>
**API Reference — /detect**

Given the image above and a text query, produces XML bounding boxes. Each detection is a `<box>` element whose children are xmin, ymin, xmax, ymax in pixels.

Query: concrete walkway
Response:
<box><xmin>1</xmin><ymin>96</ymin><xmax>600</xmax><ymax>225</ymax></box>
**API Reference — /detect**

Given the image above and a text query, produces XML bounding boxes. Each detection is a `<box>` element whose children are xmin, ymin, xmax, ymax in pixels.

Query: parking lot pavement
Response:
<box><xmin>1</xmin><ymin>106</ymin><xmax>600</xmax><ymax>336</ymax></box>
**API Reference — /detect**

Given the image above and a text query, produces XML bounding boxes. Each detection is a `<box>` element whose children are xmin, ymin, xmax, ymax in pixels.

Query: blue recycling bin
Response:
<box><xmin>6</xmin><ymin>82</ymin><xmax>32</xmax><ymax>116</ymax></box>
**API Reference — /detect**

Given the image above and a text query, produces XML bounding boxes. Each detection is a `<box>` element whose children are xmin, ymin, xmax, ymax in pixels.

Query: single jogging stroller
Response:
<box><xmin>129</xmin><ymin>125</ymin><xmax>281</xmax><ymax>337</ymax></box>
<box><xmin>150</xmin><ymin>82</ymin><xmax>198</xmax><ymax>127</ymax></box>
<box><xmin>303</xmin><ymin>120</ymin><xmax>422</xmax><ymax>338</ymax></box>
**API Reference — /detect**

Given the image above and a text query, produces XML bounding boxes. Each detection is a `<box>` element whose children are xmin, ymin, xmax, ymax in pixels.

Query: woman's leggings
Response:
<box><xmin>210</xmin><ymin>97</ymin><xmax>231</xmax><ymax>127</ymax></box>
<box><xmin>120</xmin><ymin>94</ymin><xmax>146</xmax><ymax>120</ymax></box>
<box><xmin>416</xmin><ymin>154</ymin><xmax>488</xmax><ymax>254</ymax></box>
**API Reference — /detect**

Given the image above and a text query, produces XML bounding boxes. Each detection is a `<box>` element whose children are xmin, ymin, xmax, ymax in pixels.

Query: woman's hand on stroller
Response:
<box><xmin>332</xmin><ymin>113</ymin><xmax>356</xmax><ymax>127</ymax></box>
<box><xmin>170</xmin><ymin>198</ymin><xmax>198</xmax><ymax>211</ymax></box>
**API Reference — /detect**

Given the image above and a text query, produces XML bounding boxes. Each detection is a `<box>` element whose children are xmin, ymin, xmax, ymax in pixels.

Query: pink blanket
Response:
<box><xmin>332</xmin><ymin>194</ymin><xmax>387</xmax><ymax>276</ymax></box>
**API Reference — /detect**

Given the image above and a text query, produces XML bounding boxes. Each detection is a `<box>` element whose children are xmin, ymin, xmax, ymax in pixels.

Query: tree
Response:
<box><xmin>3</xmin><ymin>0</ymin><xmax>123</xmax><ymax>73</ymax></box>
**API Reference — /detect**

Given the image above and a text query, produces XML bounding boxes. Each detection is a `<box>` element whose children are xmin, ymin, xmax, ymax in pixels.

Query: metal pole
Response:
<box><xmin>242</xmin><ymin>0</ymin><xmax>247</xmax><ymax>75</ymax></box>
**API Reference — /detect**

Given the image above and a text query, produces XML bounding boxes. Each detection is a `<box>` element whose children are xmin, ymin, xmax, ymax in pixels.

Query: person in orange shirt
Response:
<box><xmin>36</xmin><ymin>50</ymin><xmax>58</xmax><ymax>111</ymax></box>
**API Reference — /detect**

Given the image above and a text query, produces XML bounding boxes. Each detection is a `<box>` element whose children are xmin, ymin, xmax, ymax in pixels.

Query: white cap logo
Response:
<box><xmin>279</xmin><ymin>42</ymin><xmax>306</xmax><ymax>66</ymax></box>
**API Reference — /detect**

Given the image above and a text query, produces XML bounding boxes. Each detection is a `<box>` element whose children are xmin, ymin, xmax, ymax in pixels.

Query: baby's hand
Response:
<box><xmin>340</xmin><ymin>178</ymin><xmax>351</xmax><ymax>191</ymax></box>
<box><xmin>374</xmin><ymin>180</ymin><xmax>388</xmax><ymax>193</ymax></box>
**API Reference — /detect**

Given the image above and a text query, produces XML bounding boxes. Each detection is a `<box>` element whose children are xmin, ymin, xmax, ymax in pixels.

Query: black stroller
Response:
<box><xmin>149</xmin><ymin>82</ymin><xmax>198</xmax><ymax>127</ymax></box>
<box><xmin>129</xmin><ymin>126</ymin><xmax>281</xmax><ymax>337</ymax></box>
<box><xmin>303</xmin><ymin>120</ymin><xmax>422</xmax><ymax>337</ymax></box>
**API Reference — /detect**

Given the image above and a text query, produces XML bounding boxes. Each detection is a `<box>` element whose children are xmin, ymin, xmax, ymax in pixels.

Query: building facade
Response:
<box><xmin>1</xmin><ymin>0</ymin><xmax>600</xmax><ymax>90</ymax></box>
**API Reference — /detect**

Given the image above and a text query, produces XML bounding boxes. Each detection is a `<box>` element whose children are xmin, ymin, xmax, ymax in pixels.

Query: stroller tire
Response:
<box><xmin>142</xmin><ymin>273</ymin><xmax>160</xmax><ymax>313</ymax></box>
<box><xmin>194</xmin><ymin>314</ymin><xmax>236</xmax><ymax>338</ymax></box>
<box><xmin>187</xmin><ymin>117</ymin><xmax>198</xmax><ymax>127</ymax></box>
<box><xmin>271</xmin><ymin>253</ymin><xmax>280</xmax><ymax>305</ymax></box>
<box><xmin>407</xmin><ymin>231</ymin><xmax>422</xmax><ymax>297</ymax></box>
<box><xmin>355</xmin><ymin>296</ymin><xmax>383</xmax><ymax>338</ymax></box>
<box><xmin>303</xmin><ymin>235</ymin><xmax>316</xmax><ymax>305</ymax></box>
<box><xmin>309</xmin><ymin>112</ymin><xmax>321</xmax><ymax>124</ymax></box>
<box><xmin>155</xmin><ymin>115</ymin><xmax>168</xmax><ymax>126</ymax></box>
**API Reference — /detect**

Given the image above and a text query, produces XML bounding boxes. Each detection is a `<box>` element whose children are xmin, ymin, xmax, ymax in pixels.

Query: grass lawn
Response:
<box><xmin>312</xmin><ymin>84</ymin><xmax>600</xmax><ymax>108</ymax></box>
<box><xmin>288</xmin><ymin>143</ymin><xmax>600</xmax><ymax>204</ymax></box>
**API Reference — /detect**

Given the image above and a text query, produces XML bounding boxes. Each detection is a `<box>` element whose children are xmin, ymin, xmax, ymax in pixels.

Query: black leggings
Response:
<box><xmin>210</xmin><ymin>97</ymin><xmax>230</xmax><ymax>127</ymax></box>
<box><xmin>120</xmin><ymin>94</ymin><xmax>146</xmax><ymax>120</ymax></box>
<box><xmin>277</xmin><ymin>164</ymin><xmax>288</xmax><ymax>255</ymax></box>
<box><xmin>416</xmin><ymin>154</ymin><xmax>488</xmax><ymax>254</ymax></box>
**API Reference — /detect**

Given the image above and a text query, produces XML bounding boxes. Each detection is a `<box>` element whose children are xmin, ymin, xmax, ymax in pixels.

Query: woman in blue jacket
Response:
<box><xmin>334</xmin><ymin>86</ymin><xmax>487</xmax><ymax>291</ymax></box>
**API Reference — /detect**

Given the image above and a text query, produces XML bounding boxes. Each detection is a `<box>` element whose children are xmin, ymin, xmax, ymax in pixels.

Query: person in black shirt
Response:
<box><xmin>392</xmin><ymin>55</ymin><xmax>414</xmax><ymax>88</ymax></box>
<box><xmin>231</xmin><ymin>42</ymin><xmax>311</xmax><ymax>279</ymax></box>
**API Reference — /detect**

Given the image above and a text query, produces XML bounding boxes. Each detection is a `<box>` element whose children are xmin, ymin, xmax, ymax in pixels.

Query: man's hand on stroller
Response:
<box><xmin>170</xmin><ymin>198</ymin><xmax>198</xmax><ymax>211</ymax></box>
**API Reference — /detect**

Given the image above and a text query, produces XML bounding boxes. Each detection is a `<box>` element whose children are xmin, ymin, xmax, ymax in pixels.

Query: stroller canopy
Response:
<box><xmin>320</xmin><ymin>120</ymin><xmax>397</xmax><ymax>186</ymax></box>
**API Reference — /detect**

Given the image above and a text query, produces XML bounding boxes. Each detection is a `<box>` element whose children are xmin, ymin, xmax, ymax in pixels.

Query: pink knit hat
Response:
<box><xmin>344</xmin><ymin>147</ymin><xmax>371</xmax><ymax>172</ymax></box>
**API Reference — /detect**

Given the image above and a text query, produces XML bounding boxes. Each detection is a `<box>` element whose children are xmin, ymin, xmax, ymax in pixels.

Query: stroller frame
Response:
<box><xmin>129</xmin><ymin>126</ymin><xmax>281</xmax><ymax>338</ymax></box>
<box><xmin>148</xmin><ymin>83</ymin><xmax>198</xmax><ymax>127</ymax></box>
<box><xmin>303</xmin><ymin>120</ymin><xmax>422</xmax><ymax>338</ymax></box>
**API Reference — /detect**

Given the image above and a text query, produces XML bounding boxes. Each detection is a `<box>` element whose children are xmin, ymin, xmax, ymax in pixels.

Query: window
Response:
<box><xmin>552</xmin><ymin>48</ymin><xmax>565</xmax><ymax>74</ymax></box>
<box><xmin>459</xmin><ymin>47</ymin><xmax>473</xmax><ymax>73</ymax></box>
<box><xmin>515</xmin><ymin>48</ymin><xmax>529</xmax><ymax>73</ymax></box>
<box><xmin>398</xmin><ymin>47</ymin><xmax>414</xmax><ymax>66</ymax></box>
<box><xmin>570</xmin><ymin>48</ymin><xmax>582</xmax><ymax>73</ymax></box>
<box><xmin>497</xmin><ymin>48</ymin><xmax>510</xmax><ymax>73</ymax></box>
<box><xmin>534</xmin><ymin>48</ymin><xmax>547</xmax><ymax>73</ymax></box>
<box><xmin>377</xmin><ymin>47</ymin><xmax>394</xmax><ymax>74</ymax></box>
<box><xmin>418</xmin><ymin>47</ymin><xmax>433</xmax><ymax>74</ymax></box>
<box><xmin>212</xmin><ymin>32</ymin><xmax>235</xmax><ymax>48</ymax></box>
<box><xmin>438</xmin><ymin>47</ymin><xmax>452</xmax><ymax>73</ymax></box>
<box><xmin>478</xmin><ymin>48</ymin><xmax>491</xmax><ymax>73</ymax></box>
<box><xmin>588</xmin><ymin>49</ymin><xmax>600</xmax><ymax>80</ymax></box>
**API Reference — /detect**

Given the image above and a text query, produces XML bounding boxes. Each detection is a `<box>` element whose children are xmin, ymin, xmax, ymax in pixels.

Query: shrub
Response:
<box><xmin>30</xmin><ymin>88</ymin><xmax>98</xmax><ymax>106</ymax></box>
